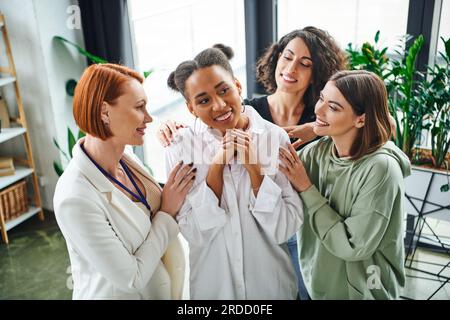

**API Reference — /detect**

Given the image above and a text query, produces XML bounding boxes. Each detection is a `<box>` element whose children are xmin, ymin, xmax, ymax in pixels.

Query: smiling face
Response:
<box><xmin>313</xmin><ymin>81</ymin><xmax>365</xmax><ymax>140</ymax></box>
<box><xmin>184</xmin><ymin>65</ymin><xmax>244</xmax><ymax>134</ymax></box>
<box><xmin>275</xmin><ymin>37</ymin><xmax>313</xmax><ymax>94</ymax></box>
<box><xmin>102</xmin><ymin>78</ymin><xmax>152</xmax><ymax>146</ymax></box>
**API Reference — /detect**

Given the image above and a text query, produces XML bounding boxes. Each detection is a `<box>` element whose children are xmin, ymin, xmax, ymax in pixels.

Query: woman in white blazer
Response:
<box><xmin>53</xmin><ymin>63</ymin><xmax>195</xmax><ymax>300</ymax></box>
<box><xmin>164</xmin><ymin>45</ymin><xmax>304</xmax><ymax>299</ymax></box>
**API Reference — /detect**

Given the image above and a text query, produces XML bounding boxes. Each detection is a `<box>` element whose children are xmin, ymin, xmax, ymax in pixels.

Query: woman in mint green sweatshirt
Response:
<box><xmin>279</xmin><ymin>70</ymin><xmax>411</xmax><ymax>299</ymax></box>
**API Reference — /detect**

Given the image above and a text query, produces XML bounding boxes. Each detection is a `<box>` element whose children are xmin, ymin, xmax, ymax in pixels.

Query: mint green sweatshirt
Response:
<box><xmin>298</xmin><ymin>137</ymin><xmax>411</xmax><ymax>300</ymax></box>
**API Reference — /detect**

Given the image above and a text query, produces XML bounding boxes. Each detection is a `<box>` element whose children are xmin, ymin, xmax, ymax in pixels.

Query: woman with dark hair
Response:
<box><xmin>250</xmin><ymin>26</ymin><xmax>346</xmax><ymax>150</ymax></box>
<box><xmin>245</xmin><ymin>27</ymin><xmax>347</xmax><ymax>299</ymax></box>
<box><xmin>164</xmin><ymin>44</ymin><xmax>303</xmax><ymax>299</ymax></box>
<box><xmin>159</xmin><ymin>27</ymin><xmax>347</xmax><ymax>150</ymax></box>
<box><xmin>157</xmin><ymin>27</ymin><xmax>347</xmax><ymax>299</ymax></box>
<box><xmin>279</xmin><ymin>70</ymin><xmax>410</xmax><ymax>299</ymax></box>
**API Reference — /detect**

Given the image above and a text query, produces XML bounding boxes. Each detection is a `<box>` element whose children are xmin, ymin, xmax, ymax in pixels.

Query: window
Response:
<box><xmin>128</xmin><ymin>0</ymin><xmax>246</xmax><ymax>182</ymax></box>
<box><xmin>277</xmin><ymin>0</ymin><xmax>410</xmax><ymax>52</ymax></box>
<box><xmin>436</xmin><ymin>0</ymin><xmax>450</xmax><ymax>62</ymax></box>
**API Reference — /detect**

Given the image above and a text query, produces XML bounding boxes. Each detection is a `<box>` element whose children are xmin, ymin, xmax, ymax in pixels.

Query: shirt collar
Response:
<box><xmin>203</xmin><ymin>105</ymin><xmax>265</xmax><ymax>140</ymax></box>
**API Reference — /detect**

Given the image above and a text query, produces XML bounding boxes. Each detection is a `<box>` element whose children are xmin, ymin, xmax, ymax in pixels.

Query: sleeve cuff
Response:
<box><xmin>300</xmin><ymin>184</ymin><xmax>327</xmax><ymax>214</ymax></box>
<box><xmin>152</xmin><ymin>211</ymin><xmax>180</xmax><ymax>241</ymax></box>
<box><xmin>249</xmin><ymin>175</ymin><xmax>282</xmax><ymax>213</ymax></box>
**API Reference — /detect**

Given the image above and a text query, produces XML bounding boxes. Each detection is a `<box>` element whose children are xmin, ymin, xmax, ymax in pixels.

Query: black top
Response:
<box><xmin>244</xmin><ymin>96</ymin><xmax>318</xmax><ymax>149</ymax></box>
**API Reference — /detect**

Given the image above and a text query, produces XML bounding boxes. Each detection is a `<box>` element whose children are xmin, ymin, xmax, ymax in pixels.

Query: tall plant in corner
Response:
<box><xmin>347</xmin><ymin>32</ymin><xmax>427</xmax><ymax>156</ymax></box>
<box><xmin>387</xmin><ymin>35</ymin><xmax>425</xmax><ymax>157</ymax></box>
<box><xmin>416</xmin><ymin>37</ymin><xmax>450</xmax><ymax>173</ymax></box>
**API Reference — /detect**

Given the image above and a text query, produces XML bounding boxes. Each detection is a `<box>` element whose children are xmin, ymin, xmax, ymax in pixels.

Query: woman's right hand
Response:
<box><xmin>157</xmin><ymin>120</ymin><xmax>187</xmax><ymax>147</ymax></box>
<box><xmin>278</xmin><ymin>144</ymin><xmax>312</xmax><ymax>193</ymax></box>
<box><xmin>283</xmin><ymin>122</ymin><xmax>317</xmax><ymax>149</ymax></box>
<box><xmin>160</xmin><ymin>161</ymin><xmax>196</xmax><ymax>218</ymax></box>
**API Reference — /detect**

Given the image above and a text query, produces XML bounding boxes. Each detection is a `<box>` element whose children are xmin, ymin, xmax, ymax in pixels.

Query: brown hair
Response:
<box><xmin>256</xmin><ymin>26</ymin><xmax>347</xmax><ymax>107</ymax></box>
<box><xmin>330</xmin><ymin>70</ymin><xmax>391</xmax><ymax>160</ymax></box>
<box><xmin>73</xmin><ymin>63</ymin><xmax>143</xmax><ymax>140</ymax></box>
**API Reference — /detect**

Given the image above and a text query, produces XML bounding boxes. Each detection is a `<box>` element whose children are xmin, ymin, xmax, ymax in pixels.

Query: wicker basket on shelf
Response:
<box><xmin>0</xmin><ymin>180</ymin><xmax>28</xmax><ymax>221</ymax></box>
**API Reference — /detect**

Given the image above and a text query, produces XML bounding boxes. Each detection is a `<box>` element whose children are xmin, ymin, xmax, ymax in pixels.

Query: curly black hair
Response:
<box><xmin>168</xmin><ymin>44</ymin><xmax>234</xmax><ymax>98</ymax></box>
<box><xmin>256</xmin><ymin>26</ymin><xmax>347</xmax><ymax>108</ymax></box>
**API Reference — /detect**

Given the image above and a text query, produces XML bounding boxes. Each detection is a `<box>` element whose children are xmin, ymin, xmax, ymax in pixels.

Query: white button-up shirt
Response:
<box><xmin>165</xmin><ymin>105</ymin><xmax>304</xmax><ymax>299</ymax></box>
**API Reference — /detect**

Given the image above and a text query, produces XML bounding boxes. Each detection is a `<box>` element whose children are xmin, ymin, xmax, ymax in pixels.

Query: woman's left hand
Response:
<box><xmin>225</xmin><ymin>129</ymin><xmax>258</xmax><ymax>168</ymax></box>
<box><xmin>279</xmin><ymin>144</ymin><xmax>312</xmax><ymax>193</ymax></box>
<box><xmin>226</xmin><ymin>129</ymin><xmax>263</xmax><ymax>193</ymax></box>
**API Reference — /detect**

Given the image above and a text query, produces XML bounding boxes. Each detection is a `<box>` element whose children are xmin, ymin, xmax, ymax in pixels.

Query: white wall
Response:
<box><xmin>0</xmin><ymin>0</ymin><xmax>86</xmax><ymax>210</ymax></box>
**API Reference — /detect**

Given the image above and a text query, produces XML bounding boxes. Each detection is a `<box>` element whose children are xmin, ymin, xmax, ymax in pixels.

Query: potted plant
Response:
<box><xmin>347</xmin><ymin>33</ymin><xmax>450</xmax><ymax>259</ymax></box>
<box><xmin>347</xmin><ymin>33</ymin><xmax>429</xmax><ymax>158</ymax></box>
<box><xmin>414</xmin><ymin>38</ymin><xmax>450</xmax><ymax>172</ymax></box>
<box><xmin>346</xmin><ymin>30</ymin><xmax>391</xmax><ymax>80</ymax></box>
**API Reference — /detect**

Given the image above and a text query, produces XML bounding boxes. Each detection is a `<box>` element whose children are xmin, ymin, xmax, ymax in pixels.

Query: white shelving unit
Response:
<box><xmin>0</xmin><ymin>166</ymin><xmax>34</xmax><ymax>189</ymax></box>
<box><xmin>5</xmin><ymin>206</ymin><xmax>41</xmax><ymax>231</ymax></box>
<box><xmin>0</xmin><ymin>76</ymin><xmax>15</xmax><ymax>87</ymax></box>
<box><xmin>0</xmin><ymin>13</ymin><xmax>44</xmax><ymax>244</ymax></box>
<box><xmin>0</xmin><ymin>127</ymin><xmax>26</xmax><ymax>144</ymax></box>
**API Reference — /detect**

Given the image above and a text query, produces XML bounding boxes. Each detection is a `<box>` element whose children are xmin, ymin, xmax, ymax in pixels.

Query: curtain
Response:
<box><xmin>78</xmin><ymin>0</ymin><xmax>134</xmax><ymax>67</ymax></box>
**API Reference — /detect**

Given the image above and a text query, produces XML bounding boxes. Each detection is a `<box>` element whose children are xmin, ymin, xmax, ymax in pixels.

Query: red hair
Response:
<box><xmin>73</xmin><ymin>63</ymin><xmax>144</xmax><ymax>140</ymax></box>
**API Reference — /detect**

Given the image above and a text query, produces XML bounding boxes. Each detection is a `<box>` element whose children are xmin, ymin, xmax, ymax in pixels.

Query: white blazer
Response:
<box><xmin>53</xmin><ymin>139</ymin><xmax>185</xmax><ymax>300</ymax></box>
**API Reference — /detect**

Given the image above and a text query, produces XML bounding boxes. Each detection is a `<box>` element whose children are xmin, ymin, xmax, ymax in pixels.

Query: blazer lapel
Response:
<box><xmin>72</xmin><ymin>139</ymin><xmax>149</xmax><ymax>247</ymax></box>
<box><xmin>109</xmin><ymin>188</ymin><xmax>149</xmax><ymax>241</ymax></box>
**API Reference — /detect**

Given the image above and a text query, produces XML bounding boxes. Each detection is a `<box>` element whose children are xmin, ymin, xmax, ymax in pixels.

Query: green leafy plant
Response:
<box><xmin>388</xmin><ymin>35</ymin><xmax>425</xmax><ymax>157</ymax></box>
<box><xmin>54</xmin><ymin>36</ymin><xmax>153</xmax><ymax>96</ymax></box>
<box><xmin>347</xmin><ymin>32</ymin><xmax>426</xmax><ymax>157</ymax></box>
<box><xmin>346</xmin><ymin>30</ymin><xmax>391</xmax><ymax>80</ymax></box>
<box><xmin>415</xmin><ymin>38</ymin><xmax>450</xmax><ymax>176</ymax></box>
<box><xmin>429</xmin><ymin>37</ymin><xmax>450</xmax><ymax>169</ymax></box>
<box><xmin>54</xmin><ymin>36</ymin><xmax>108</xmax><ymax>64</ymax></box>
<box><xmin>53</xmin><ymin>128</ymin><xmax>85</xmax><ymax>176</ymax></box>
<box><xmin>347</xmin><ymin>32</ymin><xmax>449</xmax><ymax>191</ymax></box>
